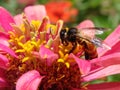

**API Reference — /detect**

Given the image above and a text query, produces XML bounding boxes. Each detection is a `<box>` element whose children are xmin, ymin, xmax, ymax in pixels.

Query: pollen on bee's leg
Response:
<box><xmin>58</xmin><ymin>45</ymin><xmax>62</xmax><ymax>49</ymax></box>
<box><xmin>64</xmin><ymin>49</ymin><xmax>69</xmax><ymax>53</ymax></box>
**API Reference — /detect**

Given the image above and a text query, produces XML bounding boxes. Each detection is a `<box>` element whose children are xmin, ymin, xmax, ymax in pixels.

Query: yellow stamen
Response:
<box><xmin>22</xmin><ymin>57</ymin><xmax>30</xmax><ymax>63</ymax></box>
<box><xmin>58</xmin><ymin>50</ymin><xmax>64</xmax><ymax>58</ymax></box>
<box><xmin>65</xmin><ymin>62</ymin><xmax>70</xmax><ymax>68</ymax></box>
<box><xmin>56</xmin><ymin>75</ymin><xmax>65</xmax><ymax>81</ymax></box>
<box><xmin>31</xmin><ymin>20</ymin><xmax>41</xmax><ymax>31</ymax></box>
<box><xmin>57</xmin><ymin>59</ymin><xmax>64</xmax><ymax>63</ymax></box>
<box><xmin>31</xmin><ymin>41</ymin><xmax>38</xmax><ymax>47</ymax></box>
<box><xmin>47</xmin><ymin>24</ymin><xmax>57</xmax><ymax>35</ymax></box>
<box><xmin>18</xmin><ymin>42</ymin><xmax>24</xmax><ymax>48</ymax></box>
<box><xmin>16</xmin><ymin>49</ymin><xmax>25</xmax><ymax>53</ymax></box>
<box><xmin>45</xmin><ymin>38</ymin><xmax>53</xmax><ymax>48</ymax></box>
<box><xmin>9</xmin><ymin>32</ymin><xmax>15</xmax><ymax>38</ymax></box>
<box><xmin>18</xmin><ymin>36</ymin><xmax>25</xmax><ymax>42</ymax></box>
<box><xmin>63</xmin><ymin>54</ymin><xmax>68</xmax><ymax>60</ymax></box>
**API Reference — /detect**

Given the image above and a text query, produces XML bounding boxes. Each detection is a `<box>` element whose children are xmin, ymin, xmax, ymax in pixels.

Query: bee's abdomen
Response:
<box><xmin>84</xmin><ymin>42</ymin><xmax>98</xmax><ymax>60</ymax></box>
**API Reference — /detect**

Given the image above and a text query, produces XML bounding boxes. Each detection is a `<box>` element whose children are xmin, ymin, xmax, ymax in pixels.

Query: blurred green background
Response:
<box><xmin>1</xmin><ymin>0</ymin><xmax>120</xmax><ymax>84</ymax></box>
<box><xmin>1</xmin><ymin>0</ymin><xmax>120</xmax><ymax>28</ymax></box>
<box><xmin>1</xmin><ymin>0</ymin><xmax>120</xmax><ymax>38</ymax></box>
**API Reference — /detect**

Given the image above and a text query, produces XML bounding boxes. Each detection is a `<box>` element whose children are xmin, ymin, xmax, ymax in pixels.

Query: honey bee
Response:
<box><xmin>60</xmin><ymin>27</ymin><xmax>111</xmax><ymax>60</ymax></box>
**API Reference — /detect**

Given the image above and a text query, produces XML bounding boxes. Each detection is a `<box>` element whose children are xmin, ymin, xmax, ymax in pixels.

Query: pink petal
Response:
<box><xmin>77</xmin><ymin>20</ymin><xmax>95</xmax><ymax>39</ymax></box>
<box><xmin>39</xmin><ymin>45</ymin><xmax>58</xmax><ymax>66</ymax></box>
<box><xmin>69</xmin><ymin>54</ymin><xmax>91</xmax><ymax>75</ymax></box>
<box><xmin>0</xmin><ymin>32</ymin><xmax>9</xmax><ymax>46</ymax></box>
<box><xmin>77</xmin><ymin>20</ymin><xmax>94</xmax><ymax>28</ymax></box>
<box><xmin>24</xmin><ymin>5</ymin><xmax>47</xmax><ymax>22</ymax></box>
<box><xmin>97</xmin><ymin>25</ymin><xmax>120</xmax><ymax>56</ymax></box>
<box><xmin>0</xmin><ymin>7</ymin><xmax>15</xmax><ymax>32</ymax></box>
<box><xmin>91</xmin><ymin>53</ymin><xmax>120</xmax><ymax>67</ymax></box>
<box><xmin>0</xmin><ymin>43</ymin><xmax>17</xmax><ymax>58</ymax></box>
<box><xmin>82</xmin><ymin>64</ymin><xmax>120</xmax><ymax>82</ymax></box>
<box><xmin>14</xmin><ymin>14</ymin><xmax>23</xmax><ymax>25</ymax></box>
<box><xmin>0</xmin><ymin>54</ymin><xmax>9</xmax><ymax>69</ymax></box>
<box><xmin>87</xmin><ymin>82</ymin><xmax>120</xmax><ymax>90</ymax></box>
<box><xmin>16</xmin><ymin>70</ymin><xmax>44</xmax><ymax>90</ymax></box>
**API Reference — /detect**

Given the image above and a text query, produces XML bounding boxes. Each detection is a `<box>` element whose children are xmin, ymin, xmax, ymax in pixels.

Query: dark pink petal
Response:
<box><xmin>24</xmin><ymin>5</ymin><xmax>47</xmax><ymax>22</ymax></box>
<box><xmin>69</xmin><ymin>54</ymin><xmax>91</xmax><ymax>75</ymax></box>
<box><xmin>77</xmin><ymin>20</ymin><xmax>94</xmax><ymax>29</ymax></box>
<box><xmin>0</xmin><ymin>78</ymin><xmax>8</xmax><ymax>87</ymax></box>
<box><xmin>0</xmin><ymin>7</ymin><xmax>15</xmax><ymax>32</ymax></box>
<box><xmin>91</xmin><ymin>53</ymin><xmax>120</xmax><ymax>67</ymax></box>
<box><xmin>0</xmin><ymin>54</ymin><xmax>9</xmax><ymax>69</ymax></box>
<box><xmin>87</xmin><ymin>82</ymin><xmax>120</xmax><ymax>90</ymax></box>
<box><xmin>0</xmin><ymin>43</ymin><xmax>17</xmax><ymax>58</ymax></box>
<box><xmin>39</xmin><ymin>45</ymin><xmax>58</xmax><ymax>66</ymax></box>
<box><xmin>82</xmin><ymin>64</ymin><xmax>120</xmax><ymax>82</ymax></box>
<box><xmin>0</xmin><ymin>68</ymin><xmax>5</xmax><ymax>78</ymax></box>
<box><xmin>97</xmin><ymin>25</ymin><xmax>120</xmax><ymax>56</ymax></box>
<box><xmin>16</xmin><ymin>70</ymin><xmax>44</xmax><ymax>90</ymax></box>
<box><xmin>14</xmin><ymin>14</ymin><xmax>23</xmax><ymax>25</ymax></box>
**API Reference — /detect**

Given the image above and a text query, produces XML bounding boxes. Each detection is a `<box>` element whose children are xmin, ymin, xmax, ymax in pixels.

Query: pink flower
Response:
<box><xmin>14</xmin><ymin>5</ymin><xmax>47</xmax><ymax>25</ymax></box>
<box><xmin>0</xmin><ymin>6</ymin><xmax>120</xmax><ymax>90</ymax></box>
<box><xmin>16</xmin><ymin>20</ymin><xmax>120</xmax><ymax>89</ymax></box>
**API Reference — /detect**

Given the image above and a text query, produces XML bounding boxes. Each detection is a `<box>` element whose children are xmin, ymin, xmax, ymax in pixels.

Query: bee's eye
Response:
<box><xmin>60</xmin><ymin>29</ymin><xmax>67</xmax><ymax>39</ymax></box>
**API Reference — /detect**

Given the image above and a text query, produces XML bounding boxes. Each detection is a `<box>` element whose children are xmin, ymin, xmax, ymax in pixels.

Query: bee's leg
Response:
<box><xmin>84</xmin><ymin>52</ymin><xmax>90</xmax><ymax>60</ymax></box>
<box><xmin>63</xmin><ymin>40</ymin><xmax>68</xmax><ymax>46</ymax></box>
<box><xmin>69</xmin><ymin>42</ymin><xmax>77</xmax><ymax>53</ymax></box>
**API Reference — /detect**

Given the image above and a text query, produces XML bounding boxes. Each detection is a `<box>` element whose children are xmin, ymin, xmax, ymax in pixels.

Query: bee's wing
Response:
<box><xmin>77</xmin><ymin>27</ymin><xmax>109</xmax><ymax>39</ymax></box>
<box><xmin>91</xmin><ymin>37</ymin><xmax>111</xmax><ymax>50</ymax></box>
<box><xmin>82</xmin><ymin>27</ymin><xmax>109</xmax><ymax>34</ymax></box>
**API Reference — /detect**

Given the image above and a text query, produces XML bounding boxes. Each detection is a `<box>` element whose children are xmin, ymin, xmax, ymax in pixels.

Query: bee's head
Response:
<box><xmin>60</xmin><ymin>28</ymin><xmax>67</xmax><ymax>43</ymax></box>
<box><xmin>67</xmin><ymin>28</ymin><xmax>77</xmax><ymax>42</ymax></box>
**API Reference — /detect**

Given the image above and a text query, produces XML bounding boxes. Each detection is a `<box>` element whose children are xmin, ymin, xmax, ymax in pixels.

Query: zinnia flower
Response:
<box><xmin>45</xmin><ymin>1</ymin><xmax>78</xmax><ymax>23</ymax></box>
<box><xmin>0</xmin><ymin>5</ymin><xmax>120</xmax><ymax>90</ymax></box>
